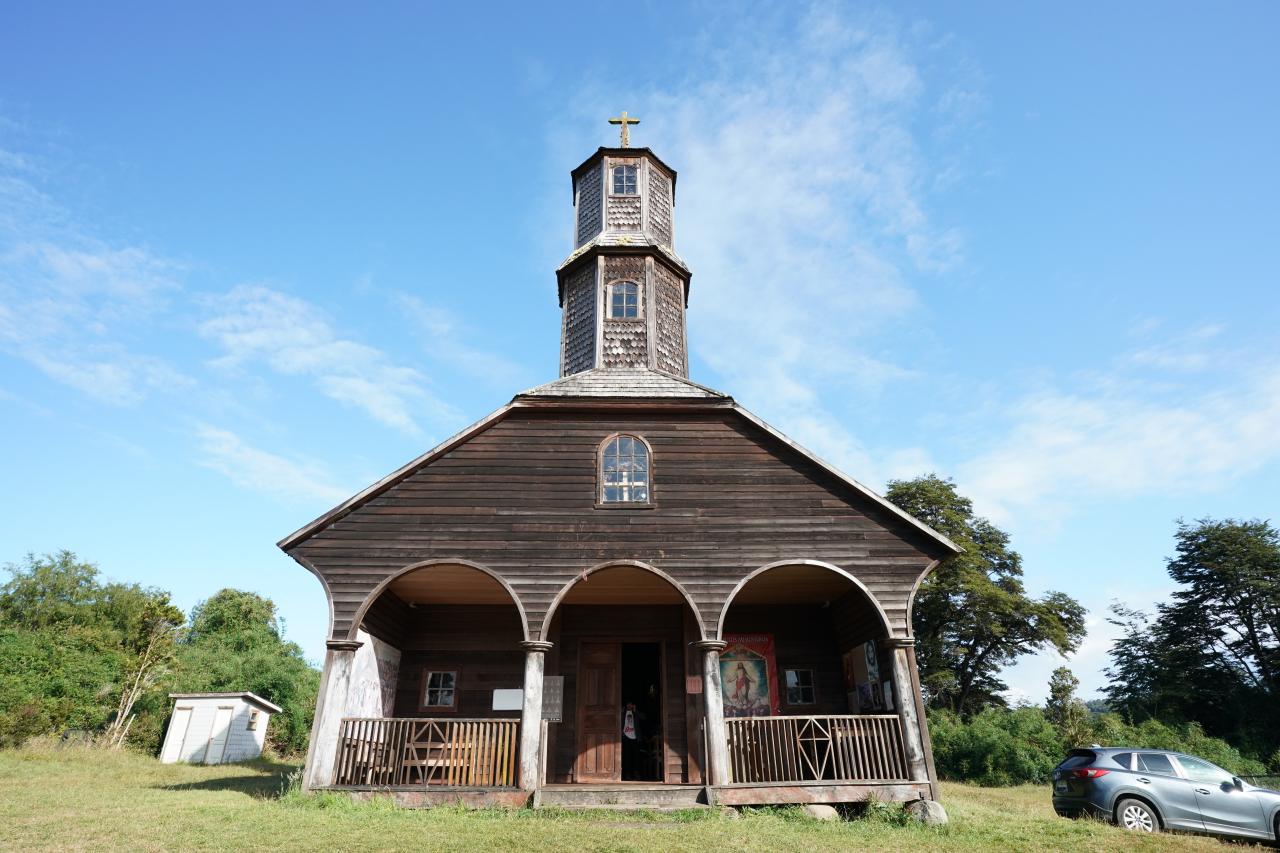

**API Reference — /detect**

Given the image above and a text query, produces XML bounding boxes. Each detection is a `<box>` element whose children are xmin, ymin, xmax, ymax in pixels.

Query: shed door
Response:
<box><xmin>576</xmin><ymin>642</ymin><xmax>620</xmax><ymax>782</ymax></box>
<box><xmin>203</xmin><ymin>707</ymin><xmax>235</xmax><ymax>765</ymax></box>
<box><xmin>180</xmin><ymin>709</ymin><xmax>212</xmax><ymax>762</ymax></box>
<box><xmin>161</xmin><ymin>707</ymin><xmax>192</xmax><ymax>763</ymax></box>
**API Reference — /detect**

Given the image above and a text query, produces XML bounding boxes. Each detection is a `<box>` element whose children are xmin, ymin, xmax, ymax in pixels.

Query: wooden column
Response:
<box><xmin>695</xmin><ymin>639</ymin><xmax>730</xmax><ymax>787</ymax></box>
<box><xmin>303</xmin><ymin>638</ymin><xmax>362</xmax><ymax>791</ymax></box>
<box><xmin>518</xmin><ymin>640</ymin><xmax>553</xmax><ymax>792</ymax></box>
<box><xmin>886</xmin><ymin>637</ymin><xmax>933</xmax><ymax>791</ymax></box>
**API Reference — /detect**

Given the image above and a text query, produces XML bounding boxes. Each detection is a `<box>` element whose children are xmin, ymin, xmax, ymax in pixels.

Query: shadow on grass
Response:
<box><xmin>156</xmin><ymin>759</ymin><xmax>300</xmax><ymax>799</ymax></box>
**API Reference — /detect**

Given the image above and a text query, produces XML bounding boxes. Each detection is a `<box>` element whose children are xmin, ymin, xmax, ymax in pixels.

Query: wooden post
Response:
<box><xmin>886</xmin><ymin>637</ymin><xmax>932</xmax><ymax>789</ymax></box>
<box><xmin>695</xmin><ymin>640</ymin><xmax>730</xmax><ymax>787</ymax></box>
<box><xmin>518</xmin><ymin>640</ymin><xmax>553</xmax><ymax>792</ymax></box>
<box><xmin>303</xmin><ymin>638</ymin><xmax>362</xmax><ymax>791</ymax></box>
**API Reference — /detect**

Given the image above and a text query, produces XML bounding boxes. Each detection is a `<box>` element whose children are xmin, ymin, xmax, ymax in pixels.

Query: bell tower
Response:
<box><xmin>557</xmin><ymin>113</ymin><xmax>691</xmax><ymax>378</ymax></box>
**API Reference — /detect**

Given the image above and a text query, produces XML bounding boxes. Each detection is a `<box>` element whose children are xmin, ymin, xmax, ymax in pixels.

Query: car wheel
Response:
<box><xmin>1115</xmin><ymin>798</ymin><xmax>1159</xmax><ymax>833</ymax></box>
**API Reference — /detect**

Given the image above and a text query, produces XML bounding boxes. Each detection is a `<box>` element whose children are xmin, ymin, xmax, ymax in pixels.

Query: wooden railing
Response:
<box><xmin>724</xmin><ymin>715</ymin><xmax>910</xmax><ymax>784</ymax></box>
<box><xmin>333</xmin><ymin>718</ymin><xmax>520</xmax><ymax>788</ymax></box>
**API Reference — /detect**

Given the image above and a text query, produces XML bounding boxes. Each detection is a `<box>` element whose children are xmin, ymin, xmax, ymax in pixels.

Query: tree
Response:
<box><xmin>172</xmin><ymin>589</ymin><xmax>319</xmax><ymax>755</ymax></box>
<box><xmin>1105</xmin><ymin>519</ymin><xmax>1280</xmax><ymax>760</ymax></box>
<box><xmin>0</xmin><ymin>552</ymin><xmax>181</xmax><ymax>748</ymax></box>
<box><xmin>1045</xmin><ymin>666</ymin><xmax>1093</xmax><ymax>748</ymax></box>
<box><xmin>885</xmin><ymin>475</ymin><xmax>1087</xmax><ymax>715</ymax></box>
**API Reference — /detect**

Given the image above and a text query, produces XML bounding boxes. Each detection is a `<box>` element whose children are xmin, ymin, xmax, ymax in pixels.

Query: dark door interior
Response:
<box><xmin>621</xmin><ymin>642</ymin><xmax>663</xmax><ymax>782</ymax></box>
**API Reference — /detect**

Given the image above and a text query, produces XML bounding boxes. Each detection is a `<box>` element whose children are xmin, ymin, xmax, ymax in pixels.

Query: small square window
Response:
<box><xmin>785</xmin><ymin>669</ymin><xmax>815</xmax><ymax>705</ymax></box>
<box><xmin>612</xmin><ymin>165</ymin><xmax>638</xmax><ymax>195</ymax></box>
<box><xmin>247</xmin><ymin>709</ymin><xmax>260</xmax><ymax>731</ymax></box>
<box><xmin>422</xmin><ymin>670</ymin><xmax>459</xmax><ymax>711</ymax></box>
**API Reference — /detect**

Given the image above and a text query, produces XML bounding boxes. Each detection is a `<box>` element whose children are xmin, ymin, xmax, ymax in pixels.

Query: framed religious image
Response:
<box><xmin>863</xmin><ymin>640</ymin><xmax>880</xmax><ymax>685</ymax></box>
<box><xmin>870</xmin><ymin>681</ymin><xmax>884</xmax><ymax>710</ymax></box>
<box><xmin>720</xmin><ymin>634</ymin><xmax>781</xmax><ymax>717</ymax></box>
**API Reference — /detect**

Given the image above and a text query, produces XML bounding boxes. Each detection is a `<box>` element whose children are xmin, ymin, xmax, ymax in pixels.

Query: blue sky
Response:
<box><xmin>2</xmin><ymin>2</ymin><xmax>1277</xmax><ymax>702</ymax></box>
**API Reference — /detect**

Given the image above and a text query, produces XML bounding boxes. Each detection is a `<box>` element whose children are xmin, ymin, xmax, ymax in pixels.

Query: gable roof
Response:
<box><xmin>277</xmin><ymin>373</ymin><xmax>961</xmax><ymax>556</ymax></box>
<box><xmin>169</xmin><ymin>692</ymin><xmax>283</xmax><ymax>714</ymax></box>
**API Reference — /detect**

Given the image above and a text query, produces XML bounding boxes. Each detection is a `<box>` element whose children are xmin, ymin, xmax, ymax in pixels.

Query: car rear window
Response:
<box><xmin>1137</xmin><ymin>753</ymin><xmax>1176</xmax><ymax>775</ymax></box>
<box><xmin>1109</xmin><ymin>752</ymin><xmax>1133</xmax><ymax>770</ymax></box>
<box><xmin>1056</xmin><ymin>750</ymin><xmax>1096</xmax><ymax>770</ymax></box>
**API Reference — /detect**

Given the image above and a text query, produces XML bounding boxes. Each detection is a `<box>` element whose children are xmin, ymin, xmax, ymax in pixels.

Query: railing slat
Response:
<box><xmin>330</xmin><ymin>718</ymin><xmax>520</xmax><ymax>789</ymax></box>
<box><xmin>722</xmin><ymin>715</ymin><xmax>910</xmax><ymax>785</ymax></box>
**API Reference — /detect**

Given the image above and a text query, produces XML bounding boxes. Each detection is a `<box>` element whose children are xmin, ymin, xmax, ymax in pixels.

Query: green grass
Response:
<box><xmin>0</xmin><ymin>746</ymin><xmax>1261</xmax><ymax>851</ymax></box>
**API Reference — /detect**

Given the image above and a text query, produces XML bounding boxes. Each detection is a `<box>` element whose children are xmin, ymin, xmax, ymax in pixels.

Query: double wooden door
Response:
<box><xmin>575</xmin><ymin>642</ymin><xmax>620</xmax><ymax>782</ymax></box>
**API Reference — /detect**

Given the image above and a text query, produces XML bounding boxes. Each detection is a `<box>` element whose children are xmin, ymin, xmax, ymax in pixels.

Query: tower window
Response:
<box><xmin>600</xmin><ymin>434</ymin><xmax>650</xmax><ymax>504</ymax></box>
<box><xmin>612</xmin><ymin>165</ymin><xmax>638</xmax><ymax>195</ymax></box>
<box><xmin>610</xmin><ymin>281</ymin><xmax>640</xmax><ymax>319</ymax></box>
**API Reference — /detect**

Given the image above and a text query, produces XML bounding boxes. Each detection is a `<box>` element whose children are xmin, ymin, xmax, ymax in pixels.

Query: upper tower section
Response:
<box><xmin>557</xmin><ymin>114</ymin><xmax>692</xmax><ymax>379</ymax></box>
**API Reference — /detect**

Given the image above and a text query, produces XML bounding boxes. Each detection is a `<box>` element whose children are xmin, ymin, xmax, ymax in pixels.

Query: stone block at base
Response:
<box><xmin>906</xmin><ymin>798</ymin><xmax>949</xmax><ymax>825</ymax></box>
<box><xmin>801</xmin><ymin>804</ymin><xmax>839</xmax><ymax>821</ymax></box>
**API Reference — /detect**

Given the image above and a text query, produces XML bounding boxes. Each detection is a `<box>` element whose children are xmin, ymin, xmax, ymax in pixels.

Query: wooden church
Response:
<box><xmin>280</xmin><ymin>116</ymin><xmax>961</xmax><ymax>810</ymax></box>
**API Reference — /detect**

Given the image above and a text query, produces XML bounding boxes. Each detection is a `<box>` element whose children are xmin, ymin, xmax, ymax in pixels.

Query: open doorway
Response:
<box><xmin>621</xmin><ymin>642</ymin><xmax>663</xmax><ymax>781</ymax></box>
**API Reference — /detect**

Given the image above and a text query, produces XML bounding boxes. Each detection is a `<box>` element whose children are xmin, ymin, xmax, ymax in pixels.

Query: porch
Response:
<box><xmin>310</xmin><ymin>561</ymin><xmax>935</xmax><ymax>808</ymax></box>
<box><xmin>326</xmin><ymin>710</ymin><xmax>922</xmax><ymax>806</ymax></box>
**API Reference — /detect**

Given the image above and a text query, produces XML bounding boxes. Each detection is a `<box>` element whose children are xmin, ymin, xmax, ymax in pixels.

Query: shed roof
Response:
<box><xmin>169</xmin><ymin>692</ymin><xmax>283</xmax><ymax>714</ymax></box>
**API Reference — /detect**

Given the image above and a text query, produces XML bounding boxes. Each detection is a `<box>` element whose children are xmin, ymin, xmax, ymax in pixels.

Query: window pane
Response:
<box><xmin>1136</xmin><ymin>753</ymin><xmax>1174</xmax><ymax>775</ymax></box>
<box><xmin>617</xmin><ymin>435</ymin><xmax>633</xmax><ymax>455</ymax></box>
<box><xmin>604</xmin><ymin>486</ymin><xmax>620</xmax><ymax>502</ymax></box>
<box><xmin>1179</xmin><ymin>756</ymin><xmax>1231</xmax><ymax>784</ymax></box>
<box><xmin>1109</xmin><ymin>752</ymin><xmax>1133</xmax><ymax>770</ymax></box>
<box><xmin>632</xmin><ymin>486</ymin><xmax>648</xmax><ymax>502</ymax></box>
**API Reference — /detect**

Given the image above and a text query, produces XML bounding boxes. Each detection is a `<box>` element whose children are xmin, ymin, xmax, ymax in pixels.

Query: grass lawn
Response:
<box><xmin>0</xmin><ymin>746</ymin><xmax>1261</xmax><ymax>852</ymax></box>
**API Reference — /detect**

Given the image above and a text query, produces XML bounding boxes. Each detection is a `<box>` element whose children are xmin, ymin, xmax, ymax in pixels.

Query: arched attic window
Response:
<box><xmin>612</xmin><ymin>164</ymin><xmax>638</xmax><ymax>195</ymax></box>
<box><xmin>599</xmin><ymin>433</ymin><xmax>651</xmax><ymax>505</ymax></box>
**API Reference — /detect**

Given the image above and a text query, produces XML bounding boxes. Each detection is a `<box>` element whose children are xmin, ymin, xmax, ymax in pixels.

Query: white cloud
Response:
<box><xmin>394</xmin><ymin>294</ymin><xmax>531</xmax><ymax>387</ymax></box>
<box><xmin>551</xmin><ymin>3</ymin><xmax>973</xmax><ymax>483</ymax></box>
<box><xmin>0</xmin><ymin>143</ymin><xmax>192</xmax><ymax>405</ymax></box>
<box><xmin>959</xmin><ymin>367</ymin><xmax>1280</xmax><ymax>524</ymax></box>
<box><xmin>199</xmin><ymin>285</ymin><xmax>459</xmax><ymax>435</ymax></box>
<box><xmin>195</xmin><ymin>424</ymin><xmax>350</xmax><ymax>506</ymax></box>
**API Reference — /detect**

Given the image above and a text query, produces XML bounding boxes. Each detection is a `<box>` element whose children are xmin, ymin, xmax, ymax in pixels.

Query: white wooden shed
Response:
<box><xmin>160</xmin><ymin>692</ymin><xmax>282</xmax><ymax>764</ymax></box>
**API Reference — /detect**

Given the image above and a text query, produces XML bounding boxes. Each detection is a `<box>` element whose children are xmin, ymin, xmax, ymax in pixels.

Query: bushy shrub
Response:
<box><xmin>931</xmin><ymin>706</ymin><xmax>1269</xmax><ymax>785</ymax></box>
<box><xmin>1090</xmin><ymin>714</ymin><xmax>1266</xmax><ymax>776</ymax></box>
<box><xmin>929</xmin><ymin>706</ymin><xmax>1065</xmax><ymax>785</ymax></box>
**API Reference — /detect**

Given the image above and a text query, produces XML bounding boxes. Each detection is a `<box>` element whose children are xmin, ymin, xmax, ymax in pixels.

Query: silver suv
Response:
<box><xmin>1052</xmin><ymin>747</ymin><xmax>1280</xmax><ymax>842</ymax></box>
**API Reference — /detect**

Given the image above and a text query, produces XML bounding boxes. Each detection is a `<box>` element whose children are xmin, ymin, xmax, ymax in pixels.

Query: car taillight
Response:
<box><xmin>1068</xmin><ymin>768</ymin><xmax>1111</xmax><ymax>779</ymax></box>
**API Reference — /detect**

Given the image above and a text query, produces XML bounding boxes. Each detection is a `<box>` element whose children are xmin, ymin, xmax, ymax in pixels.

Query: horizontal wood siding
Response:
<box><xmin>291</xmin><ymin>409</ymin><xmax>936</xmax><ymax>642</ymax></box>
<box><xmin>388</xmin><ymin>605</ymin><xmax>525</xmax><ymax>718</ymax></box>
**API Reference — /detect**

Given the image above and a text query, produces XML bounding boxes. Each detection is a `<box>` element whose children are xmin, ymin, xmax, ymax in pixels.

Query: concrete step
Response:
<box><xmin>538</xmin><ymin>784</ymin><xmax>706</xmax><ymax>808</ymax></box>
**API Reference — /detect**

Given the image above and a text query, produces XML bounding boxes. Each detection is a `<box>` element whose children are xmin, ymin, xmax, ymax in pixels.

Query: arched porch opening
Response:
<box><xmin>326</xmin><ymin>561</ymin><xmax>530</xmax><ymax>791</ymax></box>
<box><xmin>541</xmin><ymin>563</ymin><xmax>706</xmax><ymax>786</ymax></box>
<box><xmin>715</xmin><ymin>561</ymin><xmax>916</xmax><ymax>787</ymax></box>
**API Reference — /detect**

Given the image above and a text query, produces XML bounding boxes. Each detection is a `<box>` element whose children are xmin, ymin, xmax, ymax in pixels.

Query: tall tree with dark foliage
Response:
<box><xmin>1106</xmin><ymin>519</ymin><xmax>1280</xmax><ymax>762</ymax></box>
<box><xmin>885</xmin><ymin>475</ymin><xmax>1087</xmax><ymax>716</ymax></box>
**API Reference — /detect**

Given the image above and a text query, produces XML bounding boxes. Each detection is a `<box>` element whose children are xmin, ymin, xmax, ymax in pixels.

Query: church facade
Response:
<box><xmin>281</xmin><ymin>126</ymin><xmax>960</xmax><ymax>809</ymax></box>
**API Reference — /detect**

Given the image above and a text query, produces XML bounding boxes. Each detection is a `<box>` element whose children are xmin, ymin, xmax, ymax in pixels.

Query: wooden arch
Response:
<box><xmin>345</xmin><ymin>558</ymin><xmax>531</xmax><ymax>643</ymax></box>
<box><xmin>715</xmin><ymin>558</ymin><xmax>895</xmax><ymax>640</ymax></box>
<box><xmin>538</xmin><ymin>559</ymin><xmax>707</xmax><ymax>642</ymax></box>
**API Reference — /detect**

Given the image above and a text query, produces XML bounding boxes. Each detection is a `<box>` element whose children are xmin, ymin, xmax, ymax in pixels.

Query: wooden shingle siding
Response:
<box><xmin>292</xmin><ymin>409</ymin><xmax>939</xmax><ymax>643</ymax></box>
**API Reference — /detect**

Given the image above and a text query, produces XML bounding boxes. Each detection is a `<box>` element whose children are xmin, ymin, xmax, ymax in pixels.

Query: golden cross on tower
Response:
<box><xmin>608</xmin><ymin>111</ymin><xmax>640</xmax><ymax>147</ymax></box>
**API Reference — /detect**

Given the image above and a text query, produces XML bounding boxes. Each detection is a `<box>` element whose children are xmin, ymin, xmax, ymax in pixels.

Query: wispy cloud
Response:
<box><xmin>195</xmin><ymin>423</ymin><xmax>350</xmax><ymax>506</ymax></box>
<box><xmin>0</xmin><ymin>147</ymin><xmax>192</xmax><ymax>405</ymax></box>
<box><xmin>395</xmin><ymin>293</ymin><xmax>532</xmax><ymax>388</ymax></box>
<box><xmin>199</xmin><ymin>284</ymin><xmax>459</xmax><ymax>435</ymax></box>
<box><xmin>959</xmin><ymin>365</ymin><xmax>1280</xmax><ymax>524</ymax></box>
<box><xmin>554</xmin><ymin>3</ymin><xmax>973</xmax><ymax>480</ymax></box>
